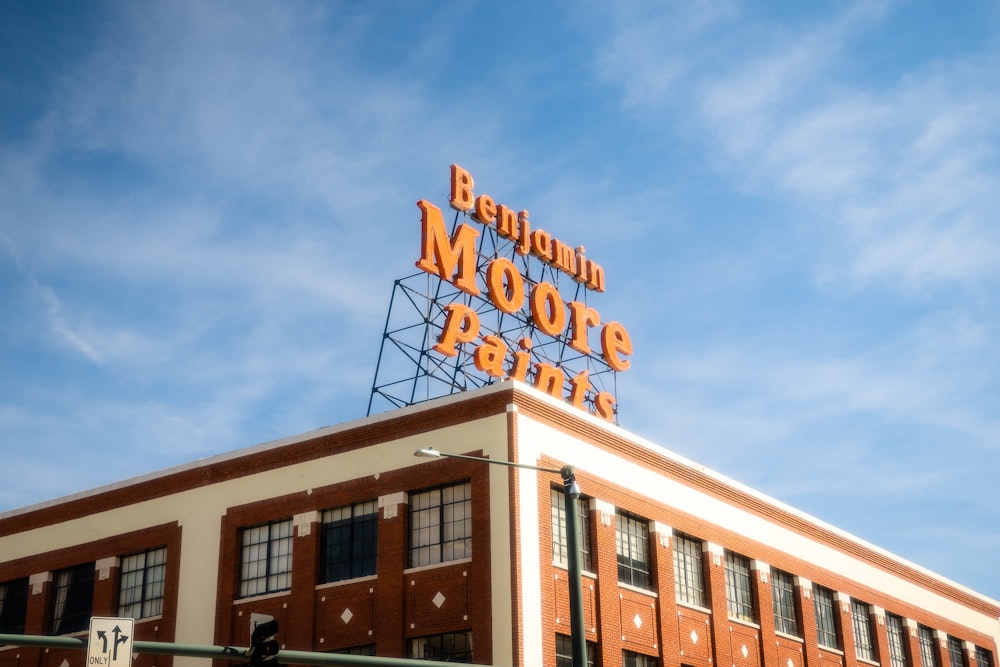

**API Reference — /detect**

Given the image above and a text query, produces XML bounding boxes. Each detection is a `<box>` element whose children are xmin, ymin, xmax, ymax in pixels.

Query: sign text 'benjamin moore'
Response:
<box><xmin>414</xmin><ymin>165</ymin><xmax>633</xmax><ymax>421</ymax></box>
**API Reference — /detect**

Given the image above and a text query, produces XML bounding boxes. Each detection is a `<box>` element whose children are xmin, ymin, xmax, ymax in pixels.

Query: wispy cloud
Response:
<box><xmin>596</xmin><ymin>1</ymin><xmax>1000</xmax><ymax>291</ymax></box>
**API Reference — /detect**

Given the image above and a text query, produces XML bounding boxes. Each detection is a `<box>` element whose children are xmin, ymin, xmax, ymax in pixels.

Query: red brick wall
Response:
<box><xmin>212</xmin><ymin>452</ymin><xmax>495</xmax><ymax>665</ymax></box>
<box><xmin>0</xmin><ymin>523</ymin><xmax>180</xmax><ymax>667</ymax></box>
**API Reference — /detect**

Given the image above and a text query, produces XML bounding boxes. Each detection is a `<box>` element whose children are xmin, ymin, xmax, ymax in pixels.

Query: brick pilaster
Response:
<box><xmin>903</xmin><ymin>619</ymin><xmax>923</xmax><ymax>667</ymax></box>
<box><xmin>871</xmin><ymin>606</ymin><xmax>889</xmax><ymax>667</ymax></box>
<box><xmin>753</xmin><ymin>561</ymin><xmax>779</xmax><ymax>667</ymax></box>
<box><xmin>592</xmin><ymin>499</ymin><xmax>622</xmax><ymax>667</ymax></box>
<box><xmin>705</xmin><ymin>542</ymin><xmax>732</xmax><ymax>667</ymax></box>
<box><xmin>652</xmin><ymin>523</ymin><xmax>679</xmax><ymax>667</ymax></box>
<box><xmin>374</xmin><ymin>492</ymin><xmax>407</xmax><ymax>658</ymax></box>
<box><xmin>288</xmin><ymin>511</ymin><xmax>319</xmax><ymax>651</ymax></box>
<box><xmin>963</xmin><ymin>641</ymin><xmax>977</xmax><ymax>667</ymax></box>
<box><xmin>93</xmin><ymin>557</ymin><xmax>120</xmax><ymax>618</ymax></box>
<box><xmin>797</xmin><ymin>577</ymin><xmax>821</xmax><ymax>667</ymax></box>
<box><xmin>934</xmin><ymin>630</ymin><xmax>951</xmax><ymax>667</ymax></box>
<box><xmin>837</xmin><ymin>593</ymin><xmax>859</xmax><ymax>667</ymax></box>
<box><xmin>19</xmin><ymin>573</ymin><xmax>52</xmax><ymax>667</ymax></box>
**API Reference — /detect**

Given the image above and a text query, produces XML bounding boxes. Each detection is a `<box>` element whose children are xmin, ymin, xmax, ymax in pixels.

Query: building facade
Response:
<box><xmin>1</xmin><ymin>383</ymin><xmax>997</xmax><ymax>667</ymax></box>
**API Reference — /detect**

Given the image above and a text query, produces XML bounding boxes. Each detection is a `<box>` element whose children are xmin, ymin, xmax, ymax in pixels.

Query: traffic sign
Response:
<box><xmin>87</xmin><ymin>617</ymin><xmax>134</xmax><ymax>667</ymax></box>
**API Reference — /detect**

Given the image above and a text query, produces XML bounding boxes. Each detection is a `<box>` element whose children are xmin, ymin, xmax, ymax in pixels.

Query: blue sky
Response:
<box><xmin>2</xmin><ymin>1</ymin><xmax>998</xmax><ymax>601</ymax></box>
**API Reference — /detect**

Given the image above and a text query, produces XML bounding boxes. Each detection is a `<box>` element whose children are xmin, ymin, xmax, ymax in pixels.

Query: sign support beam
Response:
<box><xmin>0</xmin><ymin>634</ymin><xmax>481</xmax><ymax>667</ymax></box>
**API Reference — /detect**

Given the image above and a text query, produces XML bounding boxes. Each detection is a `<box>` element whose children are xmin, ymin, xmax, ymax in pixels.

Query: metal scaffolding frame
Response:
<box><xmin>367</xmin><ymin>211</ymin><xmax>618</xmax><ymax>420</ymax></box>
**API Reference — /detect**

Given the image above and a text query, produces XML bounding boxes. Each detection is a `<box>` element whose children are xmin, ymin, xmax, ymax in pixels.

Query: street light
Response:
<box><xmin>413</xmin><ymin>448</ymin><xmax>587</xmax><ymax>667</ymax></box>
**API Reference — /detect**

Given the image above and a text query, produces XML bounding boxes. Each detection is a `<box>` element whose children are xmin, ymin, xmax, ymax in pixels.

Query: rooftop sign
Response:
<box><xmin>369</xmin><ymin>165</ymin><xmax>633</xmax><ymax>422</ymax></box>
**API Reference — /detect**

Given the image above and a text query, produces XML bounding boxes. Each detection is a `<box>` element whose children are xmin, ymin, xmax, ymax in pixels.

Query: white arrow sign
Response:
<box><xmin>87</xmin><ymin>617</ymin><xmax>134</xmax><ymax>667</ymax></box>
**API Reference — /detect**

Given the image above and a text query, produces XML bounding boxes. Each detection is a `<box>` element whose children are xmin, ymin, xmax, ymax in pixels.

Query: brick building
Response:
<box><xmin>1</xmin><ymin>382</ymin><xmax>997</xmax><ymax>667</ymax></box>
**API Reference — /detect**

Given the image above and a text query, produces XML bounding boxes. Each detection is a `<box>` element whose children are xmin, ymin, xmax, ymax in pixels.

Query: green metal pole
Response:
<box><xmin>0</xmin><ymin>634</ymin><xmax>483</xmax><ymax>667</ymax></box>
<box><xmin>561</xmin><ymin>466</ymin><xmax>587</xmax><ymax>667</ymax></box>
<box><xmin>414</xmin><ymin>449</ymin><xmax>587</xmax><ymax>667</ymax></box>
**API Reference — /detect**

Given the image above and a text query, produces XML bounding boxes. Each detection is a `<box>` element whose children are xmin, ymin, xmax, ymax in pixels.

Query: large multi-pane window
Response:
<box><xmin>118</xmin><ymin>547</ymin><xmax>166</xmax><ymax>619</ymax></box>
<box><xmin>852</xmin><ymin>600</ymin><xmax>876</xmax><ymax>662</ymax></box>
<box><xmin>0</xmin><ymin>577</ymin><xmax>29</xmax><ymax>634</ymax></box>
<box><xmin>409</xmin><ymin>482</ymin><xmax>472</xmax><ymax>568</ymax></box>
<box><xmin>550</xmin><ymin>489</ymin><xmax>592</xmax><ymax>571</ymax></box>
<box><xmin>239</xmin><ymin>518</ymin><xmax>293</xmax><ymax>598</ymax></box>
<box><xmin>623</xmin><ymin>650</ymin><xmax>658</xmax><ymax>667</ymax></box>
<box><xmin>813</xmin><ymin>585</ymin><xmax>839</xmax><ymax>649</ymax></box>
<box><xmin>771</xmin><ymin>569</ymin><xmax>798</xmax><ymax>636</ymax></box>
<box><xmin>555</xmin><ymin>634</ymin><xmax>596</xmax><ymax>667</ymax></box>
<box><xmin>674</xmin><ymin>533</ymin><xmax>705</xmax><ymax>607</ymax></box>
<box><xmin>321</xmin><ymin>500</ymin><xmax>378</xmax><ymax>583</ymax></box>
<box><xmin>51</xmin><ymin>563</ymin><xmax>95</xmax><ymax>635</ymax></box>
<box><xmin>975</xmin><ymin>647</ymin><xmax>993</xmax><ymax>667</ymax></box>
<box><xmin>332</xmin><ymin>645</ymin><xmax>376</xmax><ymax>656</ymax></box>
<box><xmin>410</xmin><ymin>631</ymin><xmax>472</xmax><ymax>662</ymax></box>
<box><xmin>919</xmin><ymin>626</ymin><xmax>939</xmax><ymax>667</ymax></box>
<box><xmin>725</xmin><ymin>551</ymin><xmax>754</xmax><ymax>622</ymax></box>
<box><xmin>947</xmin><ymin>637</ymin><xmax>965</xmax><ymax>667</ymax></box>
<box><xmin>887</xmin><ymin>613</ymin><xmax>908</xmax><ymax>667</ymax></box>
<box><xmin>616</xmin><ymin>510</ymin><xmax>651</xmax><ymax>589</ymax></box>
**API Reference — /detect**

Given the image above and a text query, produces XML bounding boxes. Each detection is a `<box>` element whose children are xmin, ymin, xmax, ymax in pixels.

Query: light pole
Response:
<box><xmin>413</xmin><ymin>448</ymin><xmax>587</xmax><ymax>667</ymax></box>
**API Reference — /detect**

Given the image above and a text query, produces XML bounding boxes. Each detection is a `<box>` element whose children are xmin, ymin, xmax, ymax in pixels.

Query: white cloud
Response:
<box><xmin>595</xmin><ymin>1</ymin><xmax>1000</xmax><ymax>292</ymax></box>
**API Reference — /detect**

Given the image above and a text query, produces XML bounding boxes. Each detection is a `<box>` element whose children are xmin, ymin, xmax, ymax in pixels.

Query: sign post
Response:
<box><xmin>87</xmin><ymin>617</ymin><xmax>135</xmax><ymax>667</ymax></box>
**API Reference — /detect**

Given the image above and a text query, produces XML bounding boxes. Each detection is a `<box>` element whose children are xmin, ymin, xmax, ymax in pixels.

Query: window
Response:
<box><xmin>550</xmin><ymin>488</ymin><xmax>592</xmax><ymax>571</ymax></box>
<box><xmin>887</xmin><ymin>613</ymin><xmax>908</xmax><ymax>667</ymax></box>
<box><xmin>725</xmin><ymin>551</ymin><xmax>754</xmax><ymax>623</ymax></box>
<box><xmin>410</xmin><ymin>631</ymin><xmax>472</xmax><ymax>662</ymax></box>
<box><xmin>321</xmin><ymin>500</ymin><xmax>378</xmax><ymax>583</ymax></box>
<box><xmin>948</xmin><ymin>637</ymin><xmax>965</xmax><ymax>667</ymax></box>
<box><xmin>409</xmin><ymin>482</ymin><xmax>472</xmax><ymax>568</ymax></box>
<box><xmin>975</xmin><ymin>647</ymin><xmax>993</xmax><ymax>667</ymax></box>
<box><xmin>616</xmin><ymin>510</ymin><xmax>651</xmax><ymax>589</ymax></box>
<box><xmin>118</xmin><ymin>547</ymin><xmax>166</xmax><ymax>619</ymax></box>
<box><xmin>813</xmin><ymin>585</ymin><xmax>838</xmax><ymax>649</ymax></box>
<box><xmin>239</xmin><ymin>518</ymin><xmax>293</xmax><ymax>598</ymax></box>
<box><xmin>852</xmin><ymin>600</ymin><xmax>875</xmax><ymax>662</ymax></box>
<box><xmin>624</xmin><ymin>650</ymin><xmax>658</xmax><ymax>667</ymax></box>
<box><xmin>0</xmin><ymin>577</ymin><xmax>29</xmax><ymax>634</ymax></box>
<box><xmin>331</xmin><ymin>645</ymin><xmax>375</xmax><ymax>656</ymax></box>
<box><xmin>556</xmin><ymin>634</ymin><xmax>596</xmax><ymax>667</ymax></box>
<box><xmin>674</xmin><ymin>533</ymin><xmax>705</xmax><ymax>607</ymax></box>
<box><xmin>51</xmin><ymin>563</ymin><xmax>94</xmax><ymax>635</ymax></box>
<box><xmin>771</xmin><ymin>569</ymin><xmax>798</xmax><ymax>636</ymax></box>
<box><xmin>919</xmin><ymin>626</ymin><xmax>938</xmax><ymax>667</ymax></box>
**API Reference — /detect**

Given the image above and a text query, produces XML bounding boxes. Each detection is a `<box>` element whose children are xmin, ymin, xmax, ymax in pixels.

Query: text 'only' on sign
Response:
<box><xmin>87</xmin><ymin>617</ymin><xmax>134</xmax><ymax>667</ymax></box>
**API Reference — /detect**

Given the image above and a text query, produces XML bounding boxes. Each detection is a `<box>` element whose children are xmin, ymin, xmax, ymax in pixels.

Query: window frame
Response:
<box><xmin>239</xmin><ymin>518</ymin><xmax>294</xmax><ymax>598</ymax></box>
<box><xmin>948</xmin><ymin>637</ymin><xmax>966</xmax><ymax>667</ymax></box>
<box><xmin>409</xmin><ymin>631</ymin><xmax>472</xmax><ymax>663</ymax></box>
<box><xmin>673</xmin><ymin>533</ymin><xmax>706</xmax><ymax>607</ymax></box>
<box><xmin>51</xmin><ymin>562</ymin><xmax>95</xmax><ymax>635</ymax></box>
<box><xmin>555</xmin><ymin>634</ymin><xmax>596</xmax><ymax>667</ymax></box>
<box><xmin>118</xmin><ymin>546</ymin><xmax>167</xmax><ymax>620</ymax></box>
<box><xmin>919</xmin><ymin>626</ymin><xmax>939</xmax><ymax>667</ymax></box>
<box><xmin>975</xmin><ymin>647</ymin><xmax>993</xmax><ymax>667</ymax></box>
<box><xmin>408</xmin><ymin>481</ymin><xmax>472</xmax><ymax>568</ymax></box>
<box><xmin>550</xmin><ymin>488</ymin><xmax>592</xmax><ymax>571</ymax></box>
<box><xmin>851</xmin><ymin>599</ymin><xmax>876</xmax><ymax>662</ymax></box>
<box><xmin>0</xmin><ymin>577</ymin><xmax>29</xmax><ymax>634</ymax></box>
<box><xmin>771</xmin><ymin>569</ymin><xmax>798</xmax><ymax>636</ymax></box>
<box><xmin>321</xmin><ymin>499</ymin><xmax>378</xmax><ymax>583</ymax></box>
<box><xmin>886</xmin><ymin>613</ymin><xmax>908</xmax><ymax>667</ymax></box>
<box><xmin>616</xmin><ymin>510</ymin><xmax>652</xmax><ymax>590</ymax></box>
<box><xmin>724</xmin><ymin>551</ymin><xmax>755</xmax><ymax>623</ymax></box>
<box><xmin>813</xmin><ymin>585</ymin><xmax>839</xmax><ymax>650</ymax></box>
<box><xmin>623</xmin><ymin>649</ymin><xmax>659</xmax><ymax>667</ymax></box>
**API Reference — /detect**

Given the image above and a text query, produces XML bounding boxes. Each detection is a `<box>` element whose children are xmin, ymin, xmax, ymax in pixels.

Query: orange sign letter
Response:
<box><xmin>450</xmin><ymin>164</ymin><xmax>475</xmax><ymax>212</ymax></box>
<box><xmin>415</xmin><ymin>200</ymin><xmax>481</xmax><ymax>296</ymax></box>
<box><xmin>434</xmin><ymin>304</ymin><xmax>480</xmax><ymax>357</ymax></box>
